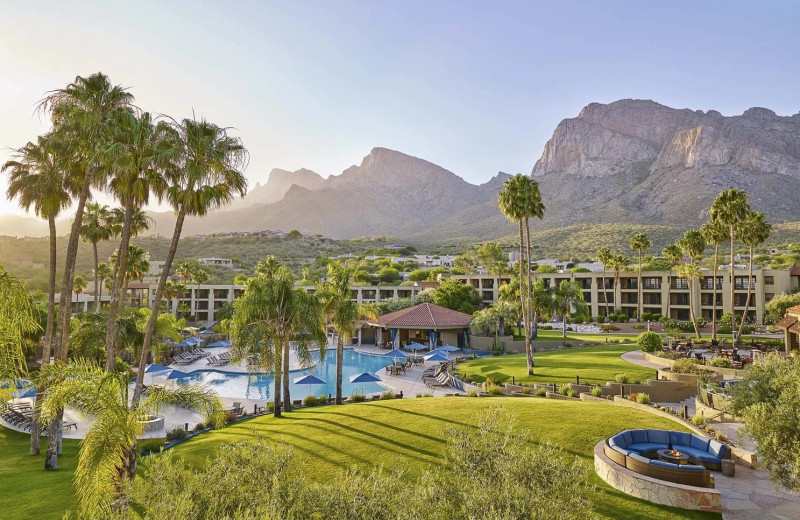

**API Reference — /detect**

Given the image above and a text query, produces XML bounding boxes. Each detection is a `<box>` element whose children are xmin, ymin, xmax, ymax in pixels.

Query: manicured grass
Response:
<box><xmin>458</xmin><ymin>344</ymin><xmax>656</xmax><ymax>384</ymax></box>
<box><xmin>0</xmin><ymin>427</ymin><xmax>80</xmax><ymax>519</ymax></box>
<box><xmin>512</xmin><ymin>329</ymin><xmax>639</xmax><ymax>343</ymax></box>
<box><xmin>169</xmin><ymin>398</ymin><xmax>717</xmax><ymax>519</ymax></box>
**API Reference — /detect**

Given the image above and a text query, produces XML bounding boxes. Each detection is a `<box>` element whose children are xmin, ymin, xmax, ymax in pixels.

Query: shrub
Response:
<box><xmin>349</xmin><ymin>394</ymin><xmax>367</xmax><ymax>402</ymax></box>
<box><xmin>716</xmin><ymin>326</ymin><xmax>733</xmax><ymax>334</ymax></box>
<box><xmin>193</xmin><ymin>421</ymin><xmax>206</xmax><ymax>432</ymax></box>
<box><xmin>223</xmin><ymin>410</ymin><xmax>238</xmax><ymax>423</ymax></box>
<box><xmin>590</xmin><ymin>386</ymin><xmax>604</xmax><ymax>397</ymax></box>
<box><xmin>563</xmin><ymin>342</ymin><xmax>573</xmax><ymax>348</ymax></box>
<box><xmin>165</xmin><ymin>427</ymin><xmax>188</xmax><ymax>443</ymax></box>
<box><xmin>692</xmin><ymin>414</ymin><xmax>705</xmax><ymax>426</ymax></box>
<box><xmin>709</xmin><ymin>358</ymin><xmax>731</xmax><ymax>368</ymax></box>
<box><xmin>466</xmin><ymin>390</ymin><xmax>479</xmax><ymax>397</ymax></box>
<box><xmin>379</xmin><ymin>391</ymin><xmax>396</xmax><ymax>400</ymax></box>
<box><xmin>303</xmin><ymin>395</ymin><xmax>319</xmax><ymax>407</ymax></box>
<box><xmin>266</xmin><ymin>402</ymin><xmax>275</xmax><ymax>412</ymax></box>
<box><xmin>717</xmin><ymin>432</ymin><xmax>730</xmax><ymax>444</ymax></box>
<box><xmin>615</xmin><ymin>373</ymin><xmax>630</xmax><ymax>384</ymax></box>
<box><xmin>632</xmin><ymin>324</ymin><xmax>644</xmax><ymax>329</ymax></box>
<box><xmin>636</xmin><ymin>393</ymin><xmax>651</xmax><ymax>405</ymax></box>
<box><xmin>520</xmin><ymin>387</ymin><xmax>534</xmax><ymax>395</ymax></box>
<box><xmin>705</xmin><ymin>426</ymin><xmax>716</xmax><ymax>436</ymax></box>
<box><xmin>567</xmin><ymin>389</ymin><xmax>579</xmax><ymax>398</ymax></box>
<box><xmin>319</xmin><ymin>394</ymin><xmax>329</xmax><ymax>404</ymax></box>
<box><xmin>600</xmin><ymin>324</ymin><xmax>620</xmax><ymax>332</ymax></box>
<box><xmin>637</xmin><ymin>331</ymin><xmax>662</xmax><ymax>353</ymax></box>
<box><xmin>673</xmin><ymin>358</ymin><xmax>699</xmax><ymax>374</ymax></box>
<box><xmin>485</xmin><ymin>377</ymin><xmax>502</xmax><ymax>386</ymax></box>
<box><xmin>535</xmin><ymin>388</ymin><xmax>547</xmax><ymax>397</ymax></box>
<box><xmin>485</xmin><ymin>385</ymin><xmax>505</xmax><ymax>396</ymax></box>
<box><xmin>138</xmin><ymin>438</ymin><xmax>166</xmax><ymax>453</ymax></box>
<box><xmin>557</xmin><ymin>383</ymin><xmax>571</xmax><ymax>395</ymax></box>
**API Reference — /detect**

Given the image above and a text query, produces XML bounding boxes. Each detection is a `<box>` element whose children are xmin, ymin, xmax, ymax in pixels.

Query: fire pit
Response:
<box><xmin>658</xmin><ymin>448</ymin><xmax>689</xmax><ymax>465</ymax></box>
<box><xmin>137</xmin><ymin>414</ymin><xmax>165</xmax><ymax>432</ymax></box>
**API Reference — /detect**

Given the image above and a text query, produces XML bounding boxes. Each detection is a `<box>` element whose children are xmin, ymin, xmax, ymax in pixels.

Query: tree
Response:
<box><xmin>175</xmin><ymin>260</ymin><xmax>196</xmax><ymax>282</ymax></box>
<box><xmin>193</xmin><ymin>268</ymin><xmax>210</xmax><ymax>285</ymax></box>
<box><xmin>701</xmin><ymin>219</ymin><xmax>727</xmax><ymax>341</ymax></box>
<box><xmin>530</xmin><ymin>279</ymin><xmax>556</xmax><ymax>337</ymax></box>
<box><xmin>765</xmin><ymin>293</ymin><xmax>800</xmax><ymax>325</ymax></box>
<box><xmin>432</xmin><ymin>278</ymin><xmax>480</xmax><ymax>314</ymax></box>
<box><xmin>80</xmin><ymin>203</ymin><xmax>114</xmax><ymax>310</ymax></box>
<box><xmin>675</xmin><ymin>263</ymin><xmax>702</xmax><ymax>338</ymax></box>
<box><xmin>39</xmin><ymin>358</ymin><xmax>223</xmax><ymax>515</ymax></box>
<box><xmin>596</xmin><ymin>247</ymin><xmax>613</xmax><ymax>319</ymax></box>
<box><xmin>40</xmin><ymin>73</ymin><xmax>134</xmax><ymax>470</ymax></box>
<box><xmin>662</xmin><ymin>243</ymin><xmax>682</xmax><ymax>320</ymax></box>
<box><xmin>554</xmin><ymin>280</ymin><xmax>588</xmax><ymax>338</ymax></box>
<box><xmin>72</xmin><ymin>274</ymin><xmax>88</xmax><ymax>296</ymax></box>
<box><xmin>3</xmin><ymin>134</ymin><xmax>73</xmax><ymax>454</ymax></box>
<box><xmin>637</xmin><ymin>331</ymin><xmax>662</xmax><ymax>353</ymax></box>
<box><xmin>320</xmin><ymin>261</ymin><xmax>377</xmax><ymax>404</ymax></box>
<box><xmin>729</xmin><ymin>354</ymin><xmax>800</xmax><ymax>492</ymax></box>
<box><xmin>0</xmin><ymin>265</ymin><xmax>39</xmax><ymax>403</ymax></box>
<box><xmin>709</xmin><ymin>188</ymin><xmax>751</xmax><ymax>335</ymax></box>
<box><xmin>487</xmin><ymin>300</ymin><xmax>518</xmax><ymax>337</ymax></box>
<box><xmin>629</xmin><ymin>233</ymin><xmax>651</xmax><ymax>320</ymax></box>
<box><xmin>134</xmin><ymin>116</ymin><xmax>247</xmax><ymax>404</ymax></box>
<box><xmin>94</xmin><ymin>262</ymin><xmax>112</xmax><ymax>307</ymax></box>
<box><xmin>229</xmin><ymin>263</ymin><xmax>324</xmax><ymax>415</ymax></box>
<box><xmin>736</xmin><ymin>211</ymin><xmax>771</xmax><ymax>340</ymax></box>
<box><xmin>377</xmin><ymin>267</ymin><xmax>400</xmax><ymax>283</ymax></box>
<box><xmin>407</xmin><ymin>269</ymin><xmax>429</xmax><ymax>282</ymax></box>
<box><xmin>607</xmin><ymin>254</ymin><xmax>627</xmax><ymax>314</ymax></box>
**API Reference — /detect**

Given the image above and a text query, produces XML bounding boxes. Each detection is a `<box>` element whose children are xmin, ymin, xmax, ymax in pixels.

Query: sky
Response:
<box><xmin>1</xmin><ymin>0</ymin><xmax>798</xmax><ymax>217</ymax></box>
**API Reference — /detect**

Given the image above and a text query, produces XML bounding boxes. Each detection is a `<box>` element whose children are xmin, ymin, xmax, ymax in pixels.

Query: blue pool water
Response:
<box><xmin>177</xmin><ymin>349</ymin><xmax>391</xmax><ymax>400</ymax></box>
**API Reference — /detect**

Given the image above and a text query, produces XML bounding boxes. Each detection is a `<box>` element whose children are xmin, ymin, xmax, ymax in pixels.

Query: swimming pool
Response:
<box><xmin>177</xmin><ymin>348</ymin><xmax>390</xmax><ymax>400</ymax></box>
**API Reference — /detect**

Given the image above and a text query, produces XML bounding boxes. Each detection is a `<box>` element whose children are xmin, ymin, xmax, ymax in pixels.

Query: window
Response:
<box><xmin>764</xmin><ymin>276</ymin><xmax>774</xmax><ymax>285</ymax></box>
<box><xmin>643</xmin><ymin>278</ymin><xmax>661</xmax><ymax>290</ymax></box>
<box><xmin>673</xmin><ymin>278</ymin><xmax>689</xmax><ymax>290</ymax></box>
<box><xmin>766</xmin><ymin>293</ymin><xmax>775</xmax><ymax>302</ymax></box>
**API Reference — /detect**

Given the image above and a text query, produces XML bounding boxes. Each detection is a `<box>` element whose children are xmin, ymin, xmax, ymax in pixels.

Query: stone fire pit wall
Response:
<box><xmin>594</xmin><ymin>441</ymin><xmax>722</xmax><ymax>513</ymax></box>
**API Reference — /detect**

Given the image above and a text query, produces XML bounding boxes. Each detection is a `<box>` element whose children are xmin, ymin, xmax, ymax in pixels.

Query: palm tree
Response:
<box><xmin>629</xmin><ymin>233</ymin><xmax>651</xmax><ymax>320</ymax></box>
<box><xmin>39</xmin><ymin>358</ymin><xmax>223</xmax><ymax>516</ymax></box>
<box><xmin>529</xmin><ymin>279</ymin><xmax>556</xmax><ymax>340</ymax></box>
<box><xmin>193</xmin><ymin>268</ymin><xmax>210</xmax><ymax>285</ymax></box>
<box><xmin>607</xmin><ymin>254</ymin><xmax>627</xmax><ymax>316</ymax></box>
<box><xmin>0</xmin><ymin>265</ymin><xmax>40</xmax><ymax>406</ymax></box>
<box><xmin>736</xmin><ymin>211</ymin><xmax>771</xmax><ymax>341</ymax></box>
<box><xmin>73</xmin><ymin>275</ymin><xmax>88</xmax><ymax>297</ymax></box>
<box><xmin>162</xmin><ymin>280</ymin><xmax>186</xmax><ymax>314</ymax></box>
<box><xmin>596</xmin><ymin>247</ymin><xmax>612</xmax><ymax>319</ymax></box>
<box><xmin>701</xmin><ymin>219</ymin><xmax>728</xmax><ymax>342</ymax></box>
<box><xmin>80</xmin><ymin>203</ymin><xmax>114</xmax><ymax>309</ymax></box>
<box><xmin>661</xmin><ymin>243</ymin><xmax>682</xmax><ymax>319</ymax></box>
<box><xmin>487</xmin><ymin>300</ymin><xmax>518</xmax><ymax>337</ymax></box>
<box><xmin>175</xmin><ymin>260</ymin><xmax>195</xmax><ymax>282</ymax></box>
<box><xmin>677</xmin><ymin>231</ymin><xmax>705</xmax><ymax>339</ymax></box>
<box><xmin>133</xmin><ymin>117</ymin><xmax>247</xmax><ymax>404</ymax></box>
<box><xmin>709</xmin><ymin>188</ymin><xmax>751</xmax><ymax>335</ymax></box>
<box><xmin>229</xmin><ymin>265</ymin><xmax>324</xmax><ymax>416</ymax></box>
<box><xmin>319</xmin><ymin>261</ymin><xmax>377</xmax><ymax>404</ymax></box>
<box><xmin>554</xmin><ymin>280</ymin><xmax>588</xmax><ymax>339</ymax></box>
<box><xmin>109</xmin><ymin>245</ymin><xmax>150</xmax><ymax>309</ymax></box>
<box><xmin>3</xmin><ymin>134</ymin><xmax>73</xmax><ymax>454</ymax></box>
<box><xmin>522</xmin><ymin>178</ymin><xmax>546</xmax><ymax>341</ymax></box>
<box><xmin>103</xmin><ymin>111</ymin><xmax>175</xmax><ymax>371</ymax></box>
<box><xmin>94</xmin><ymin>262</ymin><xmax>112</xmax><ymax>307</ymax></box>
<box><xmin>675</xmin><ymin>263</ymin><xmax>703</xmax><ymax>339</ymax></box>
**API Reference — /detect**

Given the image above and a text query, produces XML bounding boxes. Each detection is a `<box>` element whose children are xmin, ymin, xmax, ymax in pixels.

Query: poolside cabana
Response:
<box><xmin>776</xmin><ymin>305</ymin><xmax>800</xmax><ymax>354</ymax></box>
<box><xmin>367</xmin><ymin>303</ymin><xmax>471</xmax><ymax>350</ymax></box>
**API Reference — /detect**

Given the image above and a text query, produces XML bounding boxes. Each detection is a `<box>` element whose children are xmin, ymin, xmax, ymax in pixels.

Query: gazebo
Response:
<box><xmin>366</xmin><ymin>303</ymin><xmax>472</xmax><ymax>350</ymax></box>
<box><xmin>776</xmin><ymin>304</ymin><xmax>800</xmax><ymax>354</ymax></box>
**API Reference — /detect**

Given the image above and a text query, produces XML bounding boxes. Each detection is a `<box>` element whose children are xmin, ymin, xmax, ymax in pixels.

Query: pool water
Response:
<box><xmin>177</xmin><ymin>348</ymin><xmax>391</xmax><ymax>400</ymax></box>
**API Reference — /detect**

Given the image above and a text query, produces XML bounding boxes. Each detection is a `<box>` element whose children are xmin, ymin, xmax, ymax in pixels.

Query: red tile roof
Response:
<box><xmin>791</xmin><ymin>265</ymin><xmax>800</xmax><ymax>276</ymax></box>
<box><xmin>786</xmin><ymin>305</ymin><xmax>800</xmax><ymax>315</ymax></box>
<box><xmin>374</xmin><ymin>303</ymin><xmax>471</xmax><ymax>328</ymax></box>
<box><xmin>776</xmin><ymin>315</ymin><xmax>798</xmax><ymax>329</ymax></box>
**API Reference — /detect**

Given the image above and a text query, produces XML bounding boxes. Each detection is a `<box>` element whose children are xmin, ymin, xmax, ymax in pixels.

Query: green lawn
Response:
<box><xmin>458</xmin><ymin>344</ymin><xmax>656</xmax><ymax>384</ymax></box>
<box><xmin>512</xmin><ymin>329</ymin><xmax>639</xmax><ymax>343</ymax></box>
<box><xmin>0</xmin><ymin>398</ymin><xmax>720</xmax><ymax>519</ymax></box>
<box><xmin>0</xmin><ymin>428</ymin><xmax>80</xmax><ymax>518</ymax></box>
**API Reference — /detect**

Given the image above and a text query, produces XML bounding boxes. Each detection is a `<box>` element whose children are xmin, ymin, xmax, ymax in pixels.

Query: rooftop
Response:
<box><xmin>372</xmin><ymin>302</ymin><xmax>471</xmax><ymax>329</ymax></box>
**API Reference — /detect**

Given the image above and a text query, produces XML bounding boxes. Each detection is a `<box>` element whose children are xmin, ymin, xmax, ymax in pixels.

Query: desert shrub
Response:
<box><xmin>692</xmin><ymin>414</ymin><xmax>705</xmax><ymax>426</ymax></box>
<box><xmin>636</xmin><ymin>393</ymin><xmax>651</xmax><ymax>405</ymax></box>
<box><xmin>165</xmin><ymin>427</ymin><xmax>188</xmax><ymax>443</ymax></box>
<box><xmin>266</xmin><ymin>402</ymin><xmax>275</xmax><ymax>412</ymax></box>
<box><xmin>485</xmin><ymin>377</ymin><xmax>501</xmax><ymax>386</ymax></box>
<box><xmin>349</xmin><ymin>394</ymin><xmax>367</xmax><ymax>402</ymax></box>
<box><xmin>485</xmin><ymin>385</ymin><xmax>505</xmax><ymax>396</ymax></box>
<box><xmin>637</xmin><ymin>331</ymin><xmax>662</xmax><ymax>353</ymax></box>
<box><xmin>520</xmin><ymin>387</ymin><xmax>534</xmax><ymax>395</ymax></box>
<box><xmin>557</xmin><ymin>383</ymin><xmax>571</xmax><ymax>395</ymax></box>
<box><xmin>566</xmin><ymin>389</ymin><xmax>579</xmax><ymax>398</ymax></box>
<box><xmin>590</xmin><ymin>386</ymin><xmax>604</xmax><ymax>397</ymax></box>
<box><xmin>535</xmin><ymin>388</ymin><xmax>547</xmax><ymax>397</ymax></box>
<box><xmin>223</xmin><ymin>410</ymin><xmax>238</xmax><ymax>423</ymax></box>
<box><xmin>564</xmin><ymin>342</ymin><xmax>573</xmax><ymax>348</ymax></box>
<box><xmin>303</xmin><ymin>395</ymin><xmax>319</xmax><ymax>406</ymax></box>
<box><xmin>614</xmin><ymin>373</ymin><xmax>630</xmax><ymax>384</ymax></box>
<box><xmin>673</xmin><ymin>358</ymin><xmax>699</xmax><ymax>374</ymax></box>
<box><xmin>466</xmin><ymin>390</ymin><xmax>479</xmax><ymax>397</ymax></box>
<box><xmin>709</xmin><ymin>358</ymin><xmax>731</xmax><ymax>368</ymax></box>
<box><xmin>379</xmin><ymin>391</ymin><xmax>397</xmax><ymax>400</ymax></box>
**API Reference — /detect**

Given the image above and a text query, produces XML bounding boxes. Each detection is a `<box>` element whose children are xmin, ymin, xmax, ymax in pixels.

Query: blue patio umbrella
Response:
<box><xmin>423</xmin><ymin>352</ymin><xmax>450</xmax><ymax>363</ymax></box>
<box><xmin>294</xmin><ymin>374</ymin><xmax>326</xmax><ymax>385</ymax></box>
<box><xmin>174</xmin><ymin>340</ymin><xmax>192</xmax><ymax>348</ymax></box>
<box><xmin>186</xmin><ymin>337</ymin><xmax>202</xmax><ymax>345</ymax></box>
<box><xmin>207</xmin><ymin>340</ymin><xmax>228</xmax><ymax>348</ymax></box>
<box><xmin>405</xmin><ymin>343</ymin><xmax>427</xmax><ymax>350</ymax></box>
<box><xmin>437</xmin><ymin>344</ymin><xmax>460</xmax><ymax>352</ymax></box>
<box><xmin>166</xmin><ymin>369</ymin><xmax>191</xmax><ymax>380</ymax></box>
<box><xmin>199</xmin><ymin>329</ymin><xmax>214</xmax><ymax>335</ymax></box>
<box><xmin>349</xmin><ymin>372</ymin><xmax>382</xmax><ymax>384</ymax></box>
<box><xmin>383</xmin><ymin>349</ymin><xmax>407</xmax><ymax>359</ymax></box>
<box><xmin>144</xmin><ymin>364</ymin><xmax>172</xmax><ymax>373</ymax></box>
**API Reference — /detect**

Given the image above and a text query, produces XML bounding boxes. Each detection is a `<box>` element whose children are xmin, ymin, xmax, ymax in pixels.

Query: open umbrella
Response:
<box><xmin>166</xmin><ymin>369</ymin><xmax>191</xmax><ymax>380</ymax></box>
<box><xmin>294</xmin><ymin>374</ymin><xmax>326</xmax><ymax>385</ymax></box>
<box><xmin>383</xmin><ymin>349</ymin><xmax>407</xmax><ymax>359</ymax></box>
<box><xmin>207</xmin><ymin>340</ymin><xmax>228</xmax><ymax>348</ymax></box>
<box><xmin>437</xmin><ymin>344</ymin><xmax>460</xmax><ymax>352</ymax></box>
<box><xmin>349</xmin><ymin>372</ymin><xmax>382</xmax><ymax>384</ymax></box>
<box><xmin>424</xmin><ymin>352</ymin><xmax>450</xmax><ymax>363</ymax></box>
<box><xmin>144</xmin><ymin>364</ymin><xmax>172</xmax><ymax>373</ymax></box>
<box><xmin>199</xmin><ymin>329</ymin><xmax>214</xmax><ymax>336</ymax></box>
<box><xmin>405</xmin><ymin>342</ymin><xmax>427</xmax><ymax>351</ymax></box>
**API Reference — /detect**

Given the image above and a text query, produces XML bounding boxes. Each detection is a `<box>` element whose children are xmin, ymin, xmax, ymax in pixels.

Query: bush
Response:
<box><xmin>672</xmin><ymin>358</ymin><xmax>699</xmax><ymax>374</ymax></box>
<box><xmin>709</xmin><ymin>358</ymin><xmax>731</xmax><ymax>368</ymax></box>
<box><xmin>485</xmin><ymin>385</ymin><xmax>505</xmax><ymax>396</ymax></box>
<box><xmin>223</xmin><ymin>410</ymin><xmax>239</xmax><ymax>423</ymax></box>
<box><xmin>303</xmin><ymin>395</ymin><xmax>319</xmax><ymax>406</ymax></box>
<box><xmin>590</xmin><ymin>386</ymin><xmax>604</xmax><ymax>397</ymax></box>
<box><xmin>139</xmin><ymin>438</ymin><xmax>166</xmax><ymax>453</ymax></box>
<box><xmin>165</xmin><ymin>427</ymin><xmax>188</xmax><ymax>443</ymax></box>
<box><xmin>466</xmin><ymin>390</ymin><xmax>479</xmax><ymax>397</ymax></box>
<box><xmin>266</xmin><ymin>402</ymin><xmax>275</xmax><ymax>412</ymax></box>
<box><xmin>716</xmin><ymin>326</ymin><xmax>733</xmax><ymax>334</ymax></box>
<box><xmin>632</xmin><ymin>324</ymin><xmax>644</xmax><ymax>329</ymax></box>
<box><xmin>485</xmin><ymin>377</ymin><xmax>501</xmax><ymax>386</ymax></box>
<box><xmin>615</xmin><ymin>373</ymin><xmax>630</xmax><ymax>384</ymax></box>
<box><xmin>566</xmin><ymin>389</ymin><xmax>579</xmax><ymax>398</ymax></box>
<box><xmin>636</xmin><ymin>393</ymin><xmax>651</xmax><ymax>405</ymax></box>
<box><xmin>535</xmin><ymin>388</ymin><xmax>547</xmax><ymax>397</ymax></box>
<box><xmin>349</xmin><ymin>394</ymin><xmax>367</xmax><ymax>402</ymax></box>
<box><xmin>692</xmin><ymin>414</ymin><xmax>705</xmax><ymax>426</ymax></box>
<box><xmin>557</xmin><ymin>383</ymin><xmax>571</xmax><ymax>395</ymax></box>
<box><xmin>193</xmin><ymin>421</ymin><xmax>206</xmax><ymax>432</ymax></box>
<box><xmin>563</xmin><ymin>342</ymin><xmax>573</xmax><ymax>348</ymax></box>
<box><xmin>379</xmin><ymin>391</ymin><xmax>397</xmax><ymax>400</ymax></box>
<box><xmin>637</xmin><ymin>331</ymin><xmax>662</xmax><ymax>353</ymax></box>
<box><xmin>599</xmin><ymin>324</ymin><xmax>620</xmax><ymax>332</ymax></box>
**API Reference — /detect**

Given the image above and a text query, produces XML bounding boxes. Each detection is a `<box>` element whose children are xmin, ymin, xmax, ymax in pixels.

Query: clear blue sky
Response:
<box><xmin>1</xmin><ymin>0</ymin><xmax>798</xmax><ymax>215</ymax></box>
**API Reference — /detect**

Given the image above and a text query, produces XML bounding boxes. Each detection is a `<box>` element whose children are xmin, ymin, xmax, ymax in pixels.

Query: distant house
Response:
<box><xmin>198</xmin><ymin>257</ymin><xmax>234</xmax><ymax>268</ymax></box>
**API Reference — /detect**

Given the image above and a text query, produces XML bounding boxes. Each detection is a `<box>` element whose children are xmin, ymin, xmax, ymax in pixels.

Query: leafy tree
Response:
<box><xmin>530</xmin><ymin>279</ymin><xmax>557</xmax><ymax>337</ymax></box>
<box><xmin>432</xmin><ymin>278</ymin><xmax>480</xmax><ymax>314</ymax></box>
<box><xmin>352</xmin><ymin>269</ymin><xmax>374</xmax><ymax>284</ymax></box>
<box><xmin>736</xmin><ymin>211</ymin><xmax>771</xmax><ymax>340</ymax></box>
<box><xmin>765</xmin><ymin>293</ymin><xmax>800</xmax><ymax>325</ymax></box>
<box><xmin>0</xmin><ymin>265</ymin><xmax>39</xmax><ymax>401</ymax></box>
<box><xmin>414</xmin><ymin>288</ymin><xmax>436</xmax><ymax>304</ymax></box>
<box><xmin>629</xmin><ymin>233</ymin><xmax>651</xmax><ymax>320</ymax></box>
<box><xmin>535</xmin><ymin>265</ymin><xmax>558</xmax><ymax>274</ymax></box>
<box><xmin>637</xmin><ymin>331</ymin><xmax>662</xmax><ymax>353</ymax></box>
<box><xmin>407</xmin><ymin>269</ymin><xmax>429</xmax><ymax>282</ymax></box>
<box><xmin>378</xmin><ymin>267</ymin><xmax>400</xmax><ymax>283</ymax></box>
<box><xmin>554</xmin><ymin>280</ymin><xmax>589</xmax><ymax>338</ymax></box>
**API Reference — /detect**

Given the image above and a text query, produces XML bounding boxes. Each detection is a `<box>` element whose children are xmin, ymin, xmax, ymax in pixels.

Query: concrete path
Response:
<box><xmin>620</xmin><ymin>349</ymin><xmax>671</xmax><ymax>369</ymax></box>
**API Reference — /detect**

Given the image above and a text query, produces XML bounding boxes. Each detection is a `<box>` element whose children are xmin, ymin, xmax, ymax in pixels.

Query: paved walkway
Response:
<box><xmin>621</xmin><ymin>348</ymin><xmax>800</xmax><ymax>519</ymax></box>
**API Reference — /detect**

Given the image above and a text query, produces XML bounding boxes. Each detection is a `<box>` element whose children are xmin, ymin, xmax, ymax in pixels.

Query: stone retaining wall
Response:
<box><xmin>594</xmin><ymin>440</ymin><xmax>722</xmax><ymax>513</ymax></box>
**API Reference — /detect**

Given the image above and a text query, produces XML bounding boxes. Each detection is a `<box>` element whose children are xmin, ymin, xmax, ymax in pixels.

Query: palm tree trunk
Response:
<box><xmin>518</xmin><ymin>220</ymin><xmax>532</xmax><ymax>375</ymax></box>
<box><xmin>283</xmin><ymin>337</ymin><xmax>291</xmax><ymax>412</ymax></box>
<box><xmin>729</xmin><ymin>226</ymin><xmax>737</xmax><ymax>340</ymax></box>
<box><xmin>133</xmin><ymin>207</ymin><xmax>187</xmax><ymax>403</ymax></box>
<box><xmin>688</xmin><ymin>279</ymin><xmax>701</xmax><ymax>339</ymax></box>
<box><xmin>562</xmin><ymin>305</ymin><xmax>567</xmax><ymax>339</ymax></box>
<box><xmin>93</xmin><ymin>242</ymin><xmax>100</xmax><ymax>311</ymax></box>
<box><xmin>273</xmin><ymin>343</ymin><xmax>282</xmax><ymax>418</ymax></box>
<box><xmin>335</xmin><ymin>333</ymin><xmax>344</xmax><ymax>404</ymax></box>
<box><xmin>48</xmin><ymin>173</ymin><xmax>92</xmax><ymax>470</ymax></box>
<box><xmin>105</xmin><ymin>201</ymin><xmax>134</xmax><ymax>371</ymax></box>
<box><xmin>737</xmin><ymin>246</ymin><xmax>755</xmax><ymax>341</ymax></box>
<box><xmin>118</xmin><ymin>441</ymin><xmax>137</xmax><ymax>497</ymax></box>
<box><xmin>711</xmin><ymin>245</ymin><xmax>719</xmax><ymax>342</ymax></box>
<box><xmin>637</xmin><ymin>252</ymin><xmax>643</xmax><ymax>320</ymax></box>
<box><xmin>525</xmin><ymin>219</ymin><xmax>536</xmax><ymax>347</ymax></box>
<box><xmin>602</xmin><ymin>269</ymin><xmax>610</xmax><ymax>319</ymax></box>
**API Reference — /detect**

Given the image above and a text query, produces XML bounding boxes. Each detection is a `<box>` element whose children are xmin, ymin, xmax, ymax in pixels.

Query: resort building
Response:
<box><xmin>363</xmin><ymin>302</ymin><xmax>472</xmax><ymax>348</ymax></box>
<box><xmin>453</xmin><ymin>267</ymin><xmax>798</xmax><ymax>324</ymax></box>
<box><xmin>198</xmin><ymin>257</ymin><xmax>234</xmax><ymax>268</ymax></box>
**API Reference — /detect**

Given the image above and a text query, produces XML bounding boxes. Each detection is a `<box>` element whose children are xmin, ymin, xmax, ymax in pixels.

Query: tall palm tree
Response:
<box><xmin>530</xmin><ymin>279</ymin><xmax>556</xmax><ymax>338</ymax></box>
<box><xmin>629</xmin><ymin>233</ymin><xmax>651</xmax><ymax>320</ymax></box>
<box><xmin>102</xmin><ymin>111</ymin><xmax>175</xmax><ymax>371</ymax></box>
<box><xmin>193</xmin><ymin>268</ymin><xmax>210</xmax><ymax>285</ymax></box>
<box><xmin>487</xmin><ymin>300</ymin><xmax>519</xmax><ymax>337</ymax></box>
<box><xmin>522</xmin><ymin>178</ymin><xmax>545</xmax><ymax>340</ymax></box>
<box><xmin>661</xmin><ymin>243</ymin><xmax>682</xmax><ymax>319</ymax></box>
<box><xmin>3</xmin><ymin>134</ymin><xmax>73</xmax><ymax>454</ymax></box>
<box><xmin>736</xmin><ymin>211</ymin><xmax>771</xmax><ymax>340</ymax></box>
<box><xmin>596</xmin><ymin>247</ymin><xmax>612</xmax><ymax>319</ymax></box>
<box><xmin>701</xmin><ymin>219</ymin><xmax>728</xmax><ymax>342</ymax></box>
<box><xmin>607</xmin><ymin>254</ymin><xmax>627</xmax><ymax>316</ymax></box>
<box><xmin>110</xmin><ymin>245</ymin><xmax>150</xmax><ymax>309</ymax></box>
<box><xmin>80</xmin><ymin>203</ymin><xmax>114</xmax><ymax>309</ymax></box>
<box><xmin>39</xmin><ymin>358</ymin><xmax>222</xmax><ymax>516</ymax></box>
<box><xmin>94</xmin><ymin>262</ymin><xmax>112</xmax><ymax>307</ymax></box>
<box><xmin>162</xmin><ymin>280</ymin><xmax>186</xmax><ymax>314</ymax></box>
<box><xmin>0</xmin><ymin>265</ymin><xmax>40</xmax><ymax>407</ymax></box>
<box><xmin>134</xmin><ymin>116</ymin><xmax>247</xmax><ymax>404</ymax></box>
<box><xmin>73</xmin><ymin>275</ymin><xmax>88</xmax><ymax>297</ymax></box>
<box><xmin>498</xmin><ymin>174</ymin><xmax>533</xmax><ymax>374</ymax></box>
<box><xmin>554</xmin><ymin>280</ymin><xmax>588</xmax><ymax>339</ymax></box>
<box><xmin>676</xmin><ymin>263</ymin><xmax>703</xmax><ymax>339</ymax></box>
<box><xmin>319</xmin><ymin>261</ymin><xmax>377</xmax><ymax>404</ymax></box>
<box><xmin>709</xmin><ymin>188</ymin><xmax>751</xmax><ymax>336</ymax></box>
<box><xmin>175</xmin><ymin>260</ymin><xmax>196</xmax><ymax>282</ymax></box>
<box><xmin>677</xmin><ymin>230</ymin><xmax>705</xmax><ymax>339</ymax></box>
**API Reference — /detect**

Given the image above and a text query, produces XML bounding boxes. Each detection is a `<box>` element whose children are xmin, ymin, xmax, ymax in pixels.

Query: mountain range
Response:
<box><xmin>2</xmin><ymin>99</ymin><xmax>799</xmax><ymax>249</ymax></box>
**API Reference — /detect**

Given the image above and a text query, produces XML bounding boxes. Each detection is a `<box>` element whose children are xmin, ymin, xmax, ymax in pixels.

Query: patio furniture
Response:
<box><xmin>721</xmin><ymin>459</ymin><xmax>736</xmax><ymax>477</ymax></box>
